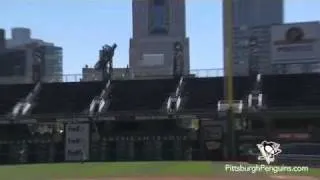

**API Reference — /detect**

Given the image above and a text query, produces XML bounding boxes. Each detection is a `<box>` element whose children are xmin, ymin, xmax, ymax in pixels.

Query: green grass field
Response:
<box><xmin>0</xmin><ymin>161</ymin><xmax>318</xmax><ymax>180</ymax></box>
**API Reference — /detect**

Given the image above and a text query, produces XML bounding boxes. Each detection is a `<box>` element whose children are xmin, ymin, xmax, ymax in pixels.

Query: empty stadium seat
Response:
<box><xmin>233</xmin><ymin>76</ymin><xmax>251</xmax><ymax>100</ymax></box>
<box><xmin>262</xmin><ymin>74</ymin><xmax>320</xmax><ymax>107</ymax></box>
<box><xmin>32</xmin><ymin>82</ymin><xmax>104</xmax><ymax>114</ymax></box>
<box><xmin>0</xmin><ymin>84</ymin><xmax>34</xmax><ymax>115</ymax></box>
<box><xmin>184</xmin><ymin>77</ymin><xmax>224</xmax><ymax>110</ymax></box>
<box><xmin>108</xmin><ymin>79</ymin><xmax>177</xmax><ymax>111</ymax></box>
<box><xmin>183</xmin><ymin>76</ymin><xmax>251</xmax><ymax>110</ymax></box>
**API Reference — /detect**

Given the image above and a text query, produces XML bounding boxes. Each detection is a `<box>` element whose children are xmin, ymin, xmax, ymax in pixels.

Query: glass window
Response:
<box><xmin>153</xmin><ymin>0</ymin><xmax>165</xmax><ymax>6</ymax></box>
<box><xmin>149</xmin><ymin>0</ymin><xmax>169</xmax><ymax>34</ymax></box>
<box><xmin>0</xmin><ymin>50</ymin><xmax>26</xmax><ymax>76</ymax></box>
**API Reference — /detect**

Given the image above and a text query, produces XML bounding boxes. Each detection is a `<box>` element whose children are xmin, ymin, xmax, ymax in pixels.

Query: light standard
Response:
<box><xmin>32</xmin><ymin>48</ymin><xmax>43</xmax><ymax>83</ymax></box>
<box><xmin>248</xmin><ymin>36</ymin><xmax>260</xmax><ymax>77</ymax></box>
<box><xmin>173</xmin><ymin>41</ymin><xmax>184</xmax><ymax>78</ymax></box>
<box><xmin>95</xmin><ymin>43</ymin><xmax>117</xmax><ymax>82</ymax></box>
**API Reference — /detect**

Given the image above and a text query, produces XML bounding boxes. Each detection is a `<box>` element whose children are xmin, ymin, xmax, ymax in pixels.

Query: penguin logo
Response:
<box><xmin>257</xmin><ymin>141</ymin><xmax>282</xmax><ymax>164</ymax></box>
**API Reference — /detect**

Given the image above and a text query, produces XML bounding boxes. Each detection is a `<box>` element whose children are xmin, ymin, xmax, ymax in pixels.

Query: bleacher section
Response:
<box><xmin>233</xmin><ymin>76</ymin><xmax>251</xmax><ymax>100</ymax></box>
<box><xmin>184</xmin><ymin>77</ymin><xmax>224</xmax><ymax>110</ymax></box>
<box><xmin>1</xmin><ymin>74</ymin><xmax>320</xmax><ymax>115</ymax></box>
<box><xmin>108</xmin><ymin>79</ymin><xmax>177</xmax><ymax>111</ymax></box>
<box><xmin>263</xmin><ymin>74</ymin><xmax>320</xmax><ymax>107</ymax></box>
<box><xmin>0</xmin><ymin>84</ymin><xmax>34</xmax><ymax>115</ymax></box>
<box><xmin>32</xmin><ymin>82</ymin><xmax>104</xmax><ymax>114</ymax></box>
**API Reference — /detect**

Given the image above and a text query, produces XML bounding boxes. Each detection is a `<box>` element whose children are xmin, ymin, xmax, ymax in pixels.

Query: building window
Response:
<box><xmin>0</xmin><ymin>50</ymin><xmax>26</xmax><ymax>76</ymax></box>
<box><xmin>149</xmin><ymin>0</ymin><xmax>169</xmax><ymax>35</ymax></box>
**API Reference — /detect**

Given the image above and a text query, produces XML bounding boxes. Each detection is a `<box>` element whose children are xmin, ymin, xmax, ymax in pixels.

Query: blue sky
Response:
<box><xmin>1</xmin><ymin>0</ymin><xmax>320</xmax><ymax>74</ymax></box>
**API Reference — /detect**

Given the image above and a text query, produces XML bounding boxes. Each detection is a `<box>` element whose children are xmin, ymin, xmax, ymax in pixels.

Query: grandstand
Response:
<box><xmin>0</xmin><ymin>72</ymin><xmax>319</xmax><ymax>164</ymax></box>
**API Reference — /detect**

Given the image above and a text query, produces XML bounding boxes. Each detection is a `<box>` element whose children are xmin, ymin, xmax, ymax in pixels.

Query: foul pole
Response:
<box><xmin>225</xmin><ymin>0</ymin><xmax>233</xmax><ymax>106</ymax></box>
<box><xmin>224</xmin><ymin>0</ymin><xmax>236</xmax><ymax>160</ymax></box>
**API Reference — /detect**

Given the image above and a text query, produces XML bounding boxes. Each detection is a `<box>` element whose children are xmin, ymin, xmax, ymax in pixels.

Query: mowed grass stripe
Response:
<box><xmin>0</xmin><ymin>162</ymin><xmax>319</xmax><ymax>180</ymax></box>
<box><xmin>0</xmin><ymin>162</ymin><xmax>214</xmax><ymax>180</ymax></box>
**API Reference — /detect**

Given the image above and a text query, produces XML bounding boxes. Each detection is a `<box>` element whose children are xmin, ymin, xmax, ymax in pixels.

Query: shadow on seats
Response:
<box><xmin>262</xmin><ymin>74</ymin><xmax>317</xmax><ymax>107</ymax></box>
<box><xmin>184</xmin><ymin>77</ymin><xmax>224</xmax><ymax>110</ymax></box>
<box><xmin>0</xmin><ymin>84</ymin><xmax>34</xmax><ymax>115</ymax></box>
<box><xmin>32</xmin><ymin>82</ymin><xmax>104</xmax><ymax>114</ymax></box>
<box><xmin>233</xmin><ymin>76</ymin><xmax>251</xmax><ymax>100</ymax></box>
<box><xmin>109</xmin><ymin>79</ymin><xmax>177</xmax><ymax>111</ymax></box>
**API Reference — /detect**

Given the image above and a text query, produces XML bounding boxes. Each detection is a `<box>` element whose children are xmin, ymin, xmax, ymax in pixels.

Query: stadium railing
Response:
<box><xmin>49</xmin><ymin>68</ymin><xmax>224</xmax><ymax>83</ymax></box>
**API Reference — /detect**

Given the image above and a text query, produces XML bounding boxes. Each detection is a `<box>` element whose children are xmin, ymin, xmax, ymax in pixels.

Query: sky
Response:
<box><xmin>1</xmin><ymin>0</ymin><xmax>320</xmax><ymax>75</ymax></box>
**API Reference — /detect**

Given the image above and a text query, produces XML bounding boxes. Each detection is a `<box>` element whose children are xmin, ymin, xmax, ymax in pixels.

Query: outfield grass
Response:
<box><xmin>0</xmin><ymin>161</ymin><xmax>215</xmax><ymax>180</ymax></box>
<box><xmin>0</xmin><ymin>161</ymin><xmax>319</xmax><ymax>180</ymax></box>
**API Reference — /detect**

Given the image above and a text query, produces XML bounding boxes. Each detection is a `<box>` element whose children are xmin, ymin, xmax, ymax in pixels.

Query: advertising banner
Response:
<box><xmin>271</xmin><ymin>22</ymin><xmax>320</xmax><ymax>64</ymax></box>
<box><xmin>65</xmin><ymin>123</ymin><xmax>90</xmax><ymax>161</ymax></box>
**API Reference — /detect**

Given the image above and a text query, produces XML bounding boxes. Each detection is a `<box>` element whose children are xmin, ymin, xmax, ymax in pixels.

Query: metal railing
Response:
<box><xmin>0</xmin><ymin>68</ymin><xmax>224</xmax><ymax>84</ymax></box>
<box><xmin>61</xmin><ymin>68</ymin><xmax>223</xmax><ymax>82</ymax></box>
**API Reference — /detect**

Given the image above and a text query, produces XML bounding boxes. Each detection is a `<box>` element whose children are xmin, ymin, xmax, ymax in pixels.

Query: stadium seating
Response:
<box><xmin>183</xmin><ymin>77</ymin><xmax>224</xmax><ymax>110</ymax></box>
<box><xmin>262</xmin><ymin>74</ymin><xmax>320</xmax><ymax>107</ymax></box>
<box><xmin>2</xmin><ymin>74</ymin><xmax>320</xmax><ymax>115</ymax></box>
<box><xmin>0</xmin><ymin>84</ymin><xmax>34</xmax><ymax>115</ymax></box>
<box><xmin>233</xmin><ymin>76</ymin><xmax>251</xmax><ymax>100</ymax></box>
<box><xmin>32</xmin><ymin>82</ymin><xmax>104</xmax><ymax>114</ymax></box>
<box><xmin>108</xmin><ymin>79</ymin><xmax>177</xmax><ymax>111</ymax></box>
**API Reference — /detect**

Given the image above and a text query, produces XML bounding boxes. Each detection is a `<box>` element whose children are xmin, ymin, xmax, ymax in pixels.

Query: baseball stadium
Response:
<box><xmin>1</xmin><ymin>0</ymin><xmax>320</xmax><ymax>180</ymax></box>
<box><xmin>1</xmin><ymin>47</ymin><xmax>320</xmax><ymax>180</ymax></box>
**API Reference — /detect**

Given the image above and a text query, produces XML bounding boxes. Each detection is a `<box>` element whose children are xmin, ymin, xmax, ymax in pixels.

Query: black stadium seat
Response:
<box><xmin>262</xmin><ymin>74</ymin><xmax>320</xmax><ymax>107</ymax></box>
<box><xmin>108</xmin><ymin>79</ymin><xmax>177</xmax><ymax>111</ymax></box>
<box><xmin>184</xmin><ymin>77</ymin><xmax>224</xmax><ymax>110</ymax></box>
<box><xmin>233</xmin><ymin>76</ymin><xmax>251</xmax><ymax>100</ymax></box>
<box><xmin>32</xmin><ymin>82</ymin><xmax>104</xmax><ymax>114</ymax></box>
<box><xmin>263</xmin><ymin>74</ymin><xmax>308</xmax><ymax>107</ymax></box>
<box><xmin>0</xmin><ymin>84</ymin><xmax>34</xmax><ymax>115</ymax></box>
<box><xmin>3</xmin><ymin>74</ymin><xmax>320</xmax><ymax>116</ymax></box>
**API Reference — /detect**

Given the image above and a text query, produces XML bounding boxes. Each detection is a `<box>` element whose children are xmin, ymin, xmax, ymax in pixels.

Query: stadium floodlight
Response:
<box><xmin>173</xmin><ymin>41</ymin><xmax>184</xmax><ymax>77</ymax></box>
<box><xmin>32</xmin><ymin>49</ymin><xmax>43</xmax><ymax>83</ymax></box>
<box><xmin>174</xmin><ymin>41</ymin><xmax>182</xmax><ymax>51</ymax></box>
<box><xmin>248</xmin><ymin>35</ymin><xmax>260</xmax><ymax>76</ymax></box>
<box><xmin>94</xmin><ymin>43</ymin><xmax>117</xmax><ymax>81</ymax></box>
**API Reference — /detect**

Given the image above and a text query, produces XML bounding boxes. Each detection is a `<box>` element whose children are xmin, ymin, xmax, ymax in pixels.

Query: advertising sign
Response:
<box><xmin>271</xmin><ymin>22</ymin><xmax>320</xmax><ymax>64</ymax></box>
<box><xmin>65</xmin><ymin>123</ymin><xmax>90</xmax><ymax>161</ymax></box>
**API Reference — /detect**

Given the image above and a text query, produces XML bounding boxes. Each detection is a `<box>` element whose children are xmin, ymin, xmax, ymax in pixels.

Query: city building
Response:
<box><xmin>232</xmin><ymin>25</ymin><xmax>272</xmax><ymax>75</ymax></box>
<box><xmin>0</xmin><ymin>28</ymin><xmax>63</xmax><ymax>84</ymax></box>
<box><xmin>0</xmin><ymin>49</ymin><xmax>27</xmax><ymax>77</ymax></box>
<box><xmin>230</xmin><ymin>21</ymin><xmax>320</xmax><ymax>75</ymax></box>
<box><xmin>223</xmin><ymin>0</ymin><xmax>284</xmax><ymax>76</ymax></box>
<box><xmin>6</xmin><ymin>28</ymin><xmax>54</xmax><ymax>48</ymax></box>
<box><xmin>129</xmin><ymin>0</ymin><xmax>190</xmax><ymax>77</ymax></box>
<box><xmin>270</xmin><ymin>21</ymin><xmax>320</xmax><ymax>74</ymax></box>
<box><xmin>0</xmin><ymin>29</ymin><xmax>5</xmax><ymax>52</ymax></box>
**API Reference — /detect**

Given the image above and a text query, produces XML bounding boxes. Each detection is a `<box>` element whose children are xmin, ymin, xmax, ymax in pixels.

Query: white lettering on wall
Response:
<box><xmin>65</xmin><ymin>123</ymin><xmax>89</xmax><ymax>161</ymax></box>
